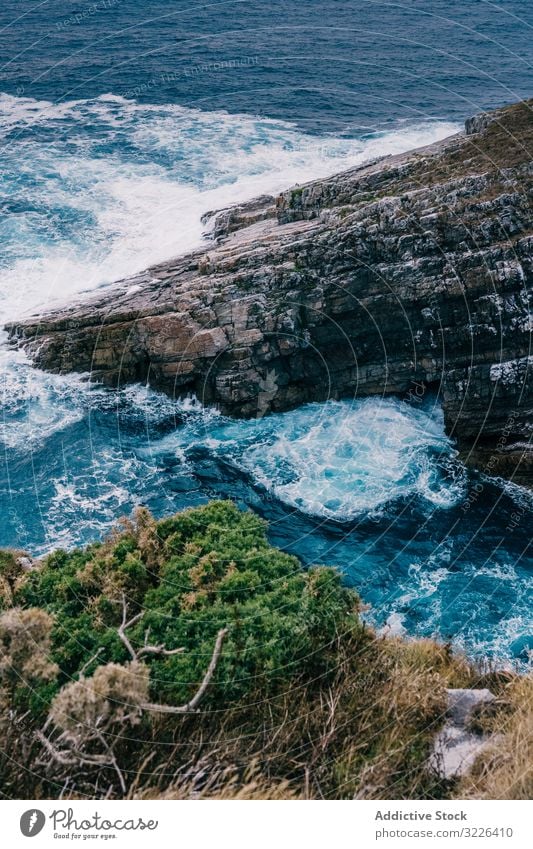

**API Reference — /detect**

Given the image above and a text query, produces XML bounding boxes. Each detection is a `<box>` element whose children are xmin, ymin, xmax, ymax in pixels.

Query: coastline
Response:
<box><xmin>8</xmin><ymin>99</ymin><xmax>533</xmax><ymax>487</ymax></box>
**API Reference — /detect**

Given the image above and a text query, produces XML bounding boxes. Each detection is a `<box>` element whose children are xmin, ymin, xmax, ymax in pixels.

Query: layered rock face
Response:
<box><xmin>7</xmin><ymin>101</ymin><xmax>533</xmax><ymax>485</ymax></box>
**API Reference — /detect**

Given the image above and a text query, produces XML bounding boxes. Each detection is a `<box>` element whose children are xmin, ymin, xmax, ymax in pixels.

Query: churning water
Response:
<box><xmin>0</xmin><ymin>0</ymin><xmax>532</xmax><ymax>662</ymax></box>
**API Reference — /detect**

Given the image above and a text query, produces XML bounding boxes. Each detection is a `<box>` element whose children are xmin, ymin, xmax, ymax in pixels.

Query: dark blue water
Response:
<box><xmin>1</xmin><ymin>1</ymin><xmax>532</xmax><ymax>133</ymax></box>
<box><xmin>0</xmin><ymin>0</ymin><xmax>532</xmax><ymax>663</ymax></box>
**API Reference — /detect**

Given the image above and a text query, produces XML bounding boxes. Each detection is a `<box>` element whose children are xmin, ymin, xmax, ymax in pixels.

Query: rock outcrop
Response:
<box><xmin>6</xmin><ymin>100</ymin><xmax>533</xmax><ymax>485</ymax></box>
<box><xmin>431</xmin><ymin>688</ymin><xmax>498</xmax><ymax>779</ymax></box>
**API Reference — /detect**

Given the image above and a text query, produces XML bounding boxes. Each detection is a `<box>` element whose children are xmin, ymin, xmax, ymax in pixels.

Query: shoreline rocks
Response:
<box><xmin>6</xmin><ymin>99</ymin><xmax>533</xmax><ymax>486</ymax></box>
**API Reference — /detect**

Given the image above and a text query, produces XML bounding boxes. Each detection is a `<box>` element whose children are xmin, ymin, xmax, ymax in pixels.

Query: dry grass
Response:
<box><xmin>457</xmin><ymin>676</ymin><xmax>533</xmax><ymax>800</ymax></box>
<box><xmin>135</xmin><ymin>656</ymin><xmax>531</xmax><ymax>801</ymax></box>
<box><xmin>114</xmin><ymin>634</ymin><xmax>470</xmax><ymax>801</ymax></box>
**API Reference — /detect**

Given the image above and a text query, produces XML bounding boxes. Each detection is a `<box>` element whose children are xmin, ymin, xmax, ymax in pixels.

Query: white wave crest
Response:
<box><xmin>0</xmin><ymin>92</ymin><xmax>459</xmax><ymax>323</ymax></box>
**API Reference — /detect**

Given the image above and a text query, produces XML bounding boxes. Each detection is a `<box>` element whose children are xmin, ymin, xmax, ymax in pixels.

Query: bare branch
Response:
<box><xmin>95</xmin><ymin>730</ymin><xmax>126</xmax><ymax>795</ymax></box>
<box><xmin>78</xmin><ymin>647</ymin><xmax>105</xmax><ymax>678</ymax></box>
<box><xmin>141</xmin><ymin>628</ymin><xmax>228</xmax><ymax>715</ymax></box>
<box><xmin>117</xmin><ymin>593</ymin><xmax>144</xmax><ymax>660</ymax></box>
<box><xmin>36</xmin><ymin>731</ymin><xmax>110</xmax><ymax>768</ymax></box>
<box><xmin>137</xmin><ymin>644</ymin><xmax>185</xmax><ymax>659</ymax></box>
<box><xmin>117</xmin><ymin>595</ymin><xmax>183</xmax><ymax>660</ymax></box>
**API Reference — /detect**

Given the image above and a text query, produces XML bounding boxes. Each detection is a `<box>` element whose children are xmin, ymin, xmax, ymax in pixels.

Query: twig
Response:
<box><xmin>141</xmin><ymin>628</ymin><xmax>228</xmax><ymax>714</ymax></box>
<box><xmin>117</xmin><ymin>594</ymin><xmax>184</xmax><ymax>660</ymax></box>
<box><xmin>137</xmin><ymin>641</ymin><xmax>185</xmax><ymax>660</ymax></box>
<box><xmin>78</xmin><ymin>647</ymin><xmax>105</xmax><ymax>678</ymax></box>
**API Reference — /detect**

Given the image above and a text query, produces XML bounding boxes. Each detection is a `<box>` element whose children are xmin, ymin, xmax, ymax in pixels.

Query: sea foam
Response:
<box><xmin>0</xmin><ymin>92</ymin><xmax>459</xmax><ymax>322</ymax></box>
<box><xmin>147</xmin><ymin>397</ymin><xmax>467</xmax><ymax>521</ymax></box>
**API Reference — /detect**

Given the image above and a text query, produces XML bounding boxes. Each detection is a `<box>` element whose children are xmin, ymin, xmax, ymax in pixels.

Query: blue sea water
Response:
<box><xmin>0</xmin><ymin>1</ymin><xmax>532</xmax><ymax>663</ymax></box>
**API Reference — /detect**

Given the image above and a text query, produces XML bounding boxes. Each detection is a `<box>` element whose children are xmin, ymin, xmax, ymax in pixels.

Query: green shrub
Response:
<box><xmin>0</xmin><ymin>501</ymin><xmax>490</xmax><ymax>800</ymax></box>
<box><xmin>15</xmin><ymin>501</ymin><xmax>360</xmax><ymax>706</ymax></box>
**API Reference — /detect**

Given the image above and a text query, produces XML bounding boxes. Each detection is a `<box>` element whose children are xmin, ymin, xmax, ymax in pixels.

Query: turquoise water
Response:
<box><xmin>0</xmin><ymin>1</ymin><xmax>532</xmax><ymax>662</ymax></box>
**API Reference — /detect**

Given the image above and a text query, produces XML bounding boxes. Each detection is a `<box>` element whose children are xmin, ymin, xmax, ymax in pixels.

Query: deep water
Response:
<box><xmin>1</xmin><ymin>1</ymin><xmax>532</xmax><ymax>133</ymax></box>
<box><xmin>0</xmin><ymin>1</ymin><xmax>532</xmax><ymax>663</ymax></box>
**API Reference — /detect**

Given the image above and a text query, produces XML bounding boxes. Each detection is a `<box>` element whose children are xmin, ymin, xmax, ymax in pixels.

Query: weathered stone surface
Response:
<box><xmin>6</xmin><ymin>100</ymin><xmax>533</xmax><ymax>485</ymax></box>
<box><xmin>431</xmin><ymin>689</ymin><xmax>498</xmax><ymax>780</ymax></box>
<box><xmin>202</xmin><ymin>194</ymin><xmax>276</xmax><ymax>240</ymax></box>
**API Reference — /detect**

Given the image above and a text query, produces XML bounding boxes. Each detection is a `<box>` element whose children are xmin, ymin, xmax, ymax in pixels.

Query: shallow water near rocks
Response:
<box><xmin>1</xmin><ymin>373</ymin><xmax>532</xmax><ymax>665</ymax></box>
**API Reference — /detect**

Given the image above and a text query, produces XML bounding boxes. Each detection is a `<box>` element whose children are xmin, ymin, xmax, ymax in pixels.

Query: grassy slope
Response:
<box><xmin>0</xmin><ymin>501</ymin><xmax>530</xmax><ymax>800</ymax></box>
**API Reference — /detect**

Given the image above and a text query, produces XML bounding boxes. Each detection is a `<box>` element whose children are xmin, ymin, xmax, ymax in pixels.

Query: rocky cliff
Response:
<box><xmin>6</xmin><ymin>100</ymin><xmax>533</xmax><ymax>485</ymax></box>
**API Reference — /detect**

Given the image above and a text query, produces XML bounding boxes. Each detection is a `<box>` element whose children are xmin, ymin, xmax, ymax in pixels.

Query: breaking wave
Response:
<box><xmin>0</xmin><ymin>92</ymin><xmax>531</xmax><ymax>663</ymax></box>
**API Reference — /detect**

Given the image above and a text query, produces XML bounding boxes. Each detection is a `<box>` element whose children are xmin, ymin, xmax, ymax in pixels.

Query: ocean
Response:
<box><xmin>0</xmin><ymin>0</ymin><xmax>532</xmax><ymax>663</ymax></box>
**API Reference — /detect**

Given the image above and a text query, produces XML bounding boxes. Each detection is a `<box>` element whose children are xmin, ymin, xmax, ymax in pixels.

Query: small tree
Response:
<box><xmin>37</xmin><ymin>602</ymin><xmax>227</xmax><ymax>795</ymax></box>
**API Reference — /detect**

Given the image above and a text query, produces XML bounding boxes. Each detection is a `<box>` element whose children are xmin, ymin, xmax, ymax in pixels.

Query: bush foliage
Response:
<box><xmin>14</xmin><ymin>501</ymin><xmax>359</xmax><ymax>708</ymax></box>
<box><xmin>0</xmin><ymin>501</ymin><xmax>528</xmax><ymax>800</ymax></box>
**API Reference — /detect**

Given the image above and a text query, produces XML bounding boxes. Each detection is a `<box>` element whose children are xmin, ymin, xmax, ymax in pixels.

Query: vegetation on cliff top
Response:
<box><xmin>0</xmin><ymin>501</ymin><xmax>530</xmax><ymax>799</ymax></box>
